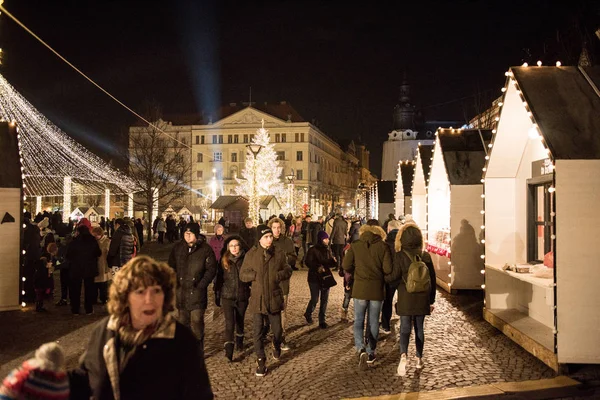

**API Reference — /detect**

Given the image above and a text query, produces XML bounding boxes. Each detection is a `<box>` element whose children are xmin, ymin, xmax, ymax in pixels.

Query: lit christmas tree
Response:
<box><xmin>236</xmin><ymin>120</ymin><xmax>285</xmax><ymax>224</ymax></box>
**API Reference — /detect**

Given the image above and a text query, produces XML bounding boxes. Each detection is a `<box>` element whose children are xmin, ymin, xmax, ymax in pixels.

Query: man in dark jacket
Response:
<box><xmin>240</xmin><ymin>225</ymin><xmax>292</xmax><ymax>377</ymax></box>
<box><xmin>107</xmin><ymin>218</ymin><xmax>134</xmax><ymax>270</ymax></box>
<box><xmin>240</xmin><ymin>217</ymin><xmax>257</xmax><ymax>247</ymax></box>
<box><xmin>342</xmin><ymin>224</ymin><xmax>392</xmax><ymax>370</ymax></box>
<box><xmin>385</xmin><ymin>222</ymin><xmax>436</xmax><ymax>376</ymax></box>
<box><xmin>329</xmin><ymin>213</ymin><xmax>348</xmax><ymax>271</ymax></box>
<box><xmin>308</xmin><ymin>216</ymin><xmax>324</xmax><ymax>247</ymax></box>
<box><xmin>168</xmin><ymin>222</ymin><xmax>217</xmax><ymax>351</ymax></box>
<box><xmin>66</xmin><ymin>225</ymin><xmax>101</xmax><ymax>315</ymax></box>
<box><xmin>269</xmin><ymin>217</ymin><xmax>297</xmax><ymax>350</ymax></box>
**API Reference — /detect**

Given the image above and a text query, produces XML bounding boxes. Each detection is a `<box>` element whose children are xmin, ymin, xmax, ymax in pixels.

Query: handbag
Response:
<box><xmin>319</xmin><ymin>267</ymin><xmax>337</xmax><ymax>289</ymax></box>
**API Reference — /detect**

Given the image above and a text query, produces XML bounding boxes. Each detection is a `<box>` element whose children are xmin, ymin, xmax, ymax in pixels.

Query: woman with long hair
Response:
<box><xmin>214</xmin><ymin>235</ymin><xmax>251</xmax><ymax>361</ymax></box>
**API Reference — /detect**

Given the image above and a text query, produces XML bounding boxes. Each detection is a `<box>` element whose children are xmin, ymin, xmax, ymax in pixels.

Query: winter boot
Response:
<box><xmin>235</xmin><ymin>334</ymin><xmax>244</xmax><ymax>351</ymax></box>
<box><xmin>35</xmin><ymin>301</ymin><xmax>46</xmax><ymax>312</ymax></box>
<box><xmin>340</xmin><ymin>308</ymin><xmax>348</xmax><ymax>322</ymax></box>
<box><xmin>224</xmin><ymin>342</ymin><xmax>234</xmax><ymax>362</ymax></box>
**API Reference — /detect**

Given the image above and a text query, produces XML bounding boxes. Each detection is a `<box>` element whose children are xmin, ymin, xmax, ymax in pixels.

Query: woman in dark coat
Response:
<box><xmin>214</xmin><ymin>235</ymin><xmax>251</xmax><ymax>361</ymax></box>
<box><xmin>66</xmin><ymin>225</ymin><xmax>101</xmax><ymax>315</ymax></box>
<box><xmin>304</xmin><ymin>231</ymin><xmax>337</xmax><ymax>329</ymax></box>
<box><xmin>386</xmin><ymin>222</ymin><xmax>436</xmax><ymax>377</ymax></box>
<box><xmin>69</xmin><ymin>256</ymin><xmax>213</xmax><ymax>400</ymax></box>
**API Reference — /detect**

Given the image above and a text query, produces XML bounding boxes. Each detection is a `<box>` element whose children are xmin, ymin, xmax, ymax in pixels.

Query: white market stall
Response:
<box><xmin>427</xmin><ymin>128</ymin><xmax>492</xmax><ymax>292</ymax></box>
<box><xmin>394</xmin><ymin>160</ymin><xmax>415</xmax><ymax>218</ymax></box>
<box><xmin>483</xmin><ymin>65</ymin><xmax>600</xmax><ymax>371</ymax></box>
<box><xmin>410</xmin><ymin>144</ymin><xmax>433</xmax><ymax>237</ymax></box>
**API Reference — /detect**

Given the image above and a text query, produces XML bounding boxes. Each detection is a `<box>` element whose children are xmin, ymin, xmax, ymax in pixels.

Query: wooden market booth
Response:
<box><xmin>483</xmin><ymin>66</ymin><xmax>600</xmax><ymax>371</ymax></box>
<box><xmin>410</xmin><ymin>144</ymin><xmax>433</xmax><ymax>235</ymax></box>
<box><xmin>394</xmin><ymin>161</ymin><xmax>415</xmax><ymax>218</ymax></box>
<box><xmin>427</xmin><ymin>128</ymin><xmax>492</xmax><ymax>292</ymax></box>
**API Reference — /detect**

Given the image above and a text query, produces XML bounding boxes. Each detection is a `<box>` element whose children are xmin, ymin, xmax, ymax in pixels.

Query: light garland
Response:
<box><xmin>0</xmin><ymin>73</ymin><xmax>137</xmax><ymax>197</ymax></box>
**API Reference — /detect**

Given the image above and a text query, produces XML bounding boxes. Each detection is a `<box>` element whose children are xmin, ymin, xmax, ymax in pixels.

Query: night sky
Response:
<box><xmin>0</xmin><ymin>0</ymin><xmax>597</xmax><ymax>175</ymax></box>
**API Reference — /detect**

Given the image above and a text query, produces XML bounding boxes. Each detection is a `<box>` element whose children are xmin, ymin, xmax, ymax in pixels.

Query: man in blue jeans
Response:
<box><xmin>342</xmin><ymin>223</ymin><xmax>392</xmax><ymax>370</ymax></box>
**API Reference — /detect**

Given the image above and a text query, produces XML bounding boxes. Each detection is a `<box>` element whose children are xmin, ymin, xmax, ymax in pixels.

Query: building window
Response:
<box><xmin>301</xmin><ymin>132</ymin><xmax>305</xmax><ymax>142</ymax></box>
<box><xmin>196</xmin><ymin>171</ymin><xmax>203</xmax><ymax>179</ymax></box>
<box><xmin>195</xmin><ymin>135</ymin><xmax>199</xmax><ymax>145</ymax></box>
<box><xmin>528</xmin><ymin>179</ymin><xmax>553</xmax><ymax>262</ymax></box>
<box><xmin>295</xmin><ymin>133</ymin><xmax>299</xmax><ymax>142</ymax></box>
<box><xmin>201</xmin><ymin>136</ymin><xmax>205</xmax><ymax>144</ymax></box>
<box><xmin>214</xmin><ymin>152</ymin><xmax>222</xmax><ymax>162</ymax></box>
<box><xmin>296</xmin><ymin>169</ymin><xmax>303</xmax><ymax>180</ymax></box>
<box><xmin>196</xmin><ymin>189</ymin><xmax>203</xmax><ymax>198</ymax></box>
<box><xmin>275</xmin><ymin>134</ymin><xmax>280</xmax><ymax>143</ymax></box>
<box><xmin>218</xmin><ymin>135</ymin><xmax>223</xmax><ymax>144</ymax></box>
<box><xmin>282</xmin><ymin>133</ymin><xmax>286</xmax><ymax>143</ymax></box>
<box><xmin>234</xmin><ymin>135</ymin><xmax>239</xmax><ymax>143</ymax></box>
<box><xmin>228</xmin><ymin>135</ymin><xmax>232</xmax><ymax>144</ymax></box>
<box><xmin>243</xmin><ymin>134</ymin><xmax>249</xmax><ymax>143</ymax></box>
<box><xmin>231</xmin><ymin>153</ymin><xmax>237</xmax><ymax>162</ymax></box>
<box><xmin>197</xmin><ymin>153</ymin><xmax>203</xmax><ymax>163</ymax></box>
<box><xmin>317</xmin><ymin>171</ymin><xmax>321</xmax><ymax>181</ymax></box>
<box><xmin>276</xmin><ymin>151</ymin><xmax>285</xmax><ymax>161</ymax></box>
<box><xmin>212</xmin><ymin>135</ymin><xmax>217</xmax><ymax>144</ymax></box>
<box><xmin>296</xmin><ymin>151</ymin><xmax>303</xmax><ymax>161</ymax></box>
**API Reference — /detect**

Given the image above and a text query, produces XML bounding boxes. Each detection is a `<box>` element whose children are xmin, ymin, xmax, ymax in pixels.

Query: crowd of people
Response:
<box><xmin>3</xmin><ymin>210</ymin><xmax>437</xmax><ymax>398</ymax></box>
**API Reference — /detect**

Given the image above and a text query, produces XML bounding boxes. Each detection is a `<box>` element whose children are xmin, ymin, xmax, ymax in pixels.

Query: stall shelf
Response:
<box><xmin>483</xmin><ymin>65</ymin><xmax>600</xmax><ymax>371</ymax></box>
<box><xmin>427</xmin><ymin>128</ymin><xmax>492</xmax><ymax>292</ymax></box>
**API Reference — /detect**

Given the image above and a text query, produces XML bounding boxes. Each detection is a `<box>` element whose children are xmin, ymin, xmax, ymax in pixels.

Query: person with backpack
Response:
<box><xmin>385</xmin><ymin>222</ymin><xmax>436</xmax><ymax>377</ymax></box>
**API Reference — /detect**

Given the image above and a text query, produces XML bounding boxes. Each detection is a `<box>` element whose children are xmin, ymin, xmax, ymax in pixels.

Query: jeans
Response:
<box><xmin>399</xmin><ymin>315</ymin><xmax>425</xmax><ymax>358</ymax></box>
<box><xmin>179</xmin><ymin>308</ymin><xmax>206</xmax><ymax>349</ymax></box>
<box><xmin>70</xmin><ymin>277</ymin><xmax>96</xmax><ymax>314</ymax></box>
<box><xmin>353</xmin><ymin>299</ymin><xmax>382</xmax><ymax>355</ymax></box>
<box><xmin>305</xmin><ymin>281</ymin><xmax>330</xmax><ymax>324</ymax></box>
<box><xmin>253</xmin><ymin>312</ymin><xmax>282</xmax><ymax>359</ymax></box>
<box><xmin>381</xmin><ymin>283</ymin><xmax>397</xmax><ymax>331</ymax></box>
<box><xmin>223</xmin><ymin>300</ymin><xmax>247</xmax><ymax>344</ymax></box>
<box><xmin>331</xmin><ymin>244</ymin><xmax>344</xmax><ymax>269</ymax></box>
<box><xmin>342</xmin><ymin>290</ymin><xmax>352</xmax><ymax>310</ymax></box>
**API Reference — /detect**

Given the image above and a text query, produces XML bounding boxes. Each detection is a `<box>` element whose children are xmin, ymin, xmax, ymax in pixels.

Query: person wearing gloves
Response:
<box><xmin>214</xmin><ymin>235</ymin><xmax>251</xmax><ymax>361</ymax></box>
<box><xmin>168</xmin><ymin>222</ymin><xmax>217</xmax><ymax>352</ymax></box>
<box><xmin>240</xmin><ymin>225</ymin><xmax>293</xmax><ymax>377</ymax></box>
<box><xmin>304</xmin><ymin>231</ymin><xmax>337</xmax><ymax>329</ymax></box>
<box><xmin>0</xmin><ymin>342</ymin><xmax>69</xmax><ymax>399</ymax></box>
<box><xmin>385</xmin><ymin>222</ymin><xmax>436</xmax><ymax>376</ymax></box>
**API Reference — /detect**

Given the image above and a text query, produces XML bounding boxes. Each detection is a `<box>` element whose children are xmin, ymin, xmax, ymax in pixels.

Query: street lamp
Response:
<box><xmin>246</xmin><ymin>143</ymin><xmax>263</xmax><ymax>225</ymax></box>
<box><xmin>211</xmin><ymin>169</ymin><xmax>217</xmax><ymax>222</ymax></box>
<box><xmin>286</xmin><ymin>169</ymin><xmax>295</xmax><ymax>215</ymax></box>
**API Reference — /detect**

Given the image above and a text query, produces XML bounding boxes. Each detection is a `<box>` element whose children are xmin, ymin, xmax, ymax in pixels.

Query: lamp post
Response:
<box><xmin>246</xmin><ymin>143</ymin><xmax>263</xmax><ymax>225</ymax></box>
<box><xmin>286</xmin><ymin>169</ymin><xmax>295</xmax><ymax>215</ymax></box>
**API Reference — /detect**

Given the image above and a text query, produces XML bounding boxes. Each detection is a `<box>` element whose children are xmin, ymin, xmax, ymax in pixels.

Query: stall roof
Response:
<box><xmin>511</xmin><ymin>66</ymin><xmax>600</xmax><ymax>160</ymax></box>
<box><xmin>210</xmin><ymin>196</ymin><xmax>247</xmax><ymax>209</ymax></box>
<box><xmin>400</xmin><ymin>163</ymin><xmax>415</xmax><ymax>196</ymax></box>
<box><xmin>438</xmin><ymin>129</ymin><xmax>492</xmax><ymax>185</ymax></box>
<box><xmin>418</xmin><ymin>145</ymin><xmax>434</xmax><ymax>179</ymax></box>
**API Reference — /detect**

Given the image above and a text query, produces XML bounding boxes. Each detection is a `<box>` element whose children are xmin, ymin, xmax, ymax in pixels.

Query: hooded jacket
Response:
<box><xmin>342</xmin><ymin>225</ymin><xmax>392</xmax><ymax>301</ymax></box>
<box><xmin>239</xmin><ymin>244</ymin><xmax>292</xmax><ymax>314</ymax></box>
<box><xmin>305</xmin><ymin>238</ymin><xmax>337</xmax><ymax>284</ymax></box>
<box><xmin>330</xmin><ymin>216</ymin><xmax>348</xmax><ymax>245</ymax></box>
<box><xmin>214</xmin><ymin>236</ymin><xmax>251</xmax><ymax>303</ymax></box>
<box><xmin>66</xmin><ymin>230</ymin><xmax>101</xmax><ymax>280</ymax></box>
<box><xmin>107</xmin><ymin>224</ymin><xmax>134</xmax><ymax>268</ymax></box>
<box><xmin>168</xmin><ymin>234</ymin><xmax>217</xmax><ymax>310</ymax></box>
<box><xmin>385</xmin><ymin>222</ymin><xmax>436</xmax><ymax>316</ymax></box>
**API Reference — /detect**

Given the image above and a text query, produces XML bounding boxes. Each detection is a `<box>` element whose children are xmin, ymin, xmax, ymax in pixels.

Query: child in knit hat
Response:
<box><xmin>0</xmin><ymin>342</ymin><xmax>70</xmax><ymax>399</ymax></box>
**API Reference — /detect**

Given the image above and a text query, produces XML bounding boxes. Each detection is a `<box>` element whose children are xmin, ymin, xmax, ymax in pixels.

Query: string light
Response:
<box><xmin>0</xmin><ymin>74</ymin><xmax>137</xmax><ymax>197</ymax></box>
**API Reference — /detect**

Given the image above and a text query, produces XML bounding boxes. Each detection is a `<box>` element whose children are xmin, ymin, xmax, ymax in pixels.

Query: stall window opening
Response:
<box><xmin>527</xmin><ymin>179</ymin><xmax>553</xmax><ymax>262</ymax></box>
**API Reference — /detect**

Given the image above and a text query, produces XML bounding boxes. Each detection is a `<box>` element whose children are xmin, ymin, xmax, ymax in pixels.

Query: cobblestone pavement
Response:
<box><xmin>2</xmin><ymin>241</ymin><xmax>592</xmax><ymax>399</ymax></box>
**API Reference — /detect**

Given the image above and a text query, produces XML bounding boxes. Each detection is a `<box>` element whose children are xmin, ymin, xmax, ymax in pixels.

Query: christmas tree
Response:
<box><xmin>236</xmin><ymin>120</ymin><xmax>285</xmax><ymax>224</ymax></box>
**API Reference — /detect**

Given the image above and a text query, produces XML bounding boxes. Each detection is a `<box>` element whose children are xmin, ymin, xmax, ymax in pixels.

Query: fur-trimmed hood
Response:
<box><xmin>358</xmin><ymin>224</ymin><xmax>387</xmax><ymax>243</ymax></box>
<box><xmin>394</xmin><ymin>221</ymin><xmax>423</xmax><ymax>253</ymax></box>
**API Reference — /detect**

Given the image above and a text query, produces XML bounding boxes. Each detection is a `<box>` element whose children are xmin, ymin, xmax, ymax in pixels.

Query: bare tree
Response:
<box><xmin>127</xmin><ymin>101</ymin><xmax>191</xmax><ymax>241</ymax></box>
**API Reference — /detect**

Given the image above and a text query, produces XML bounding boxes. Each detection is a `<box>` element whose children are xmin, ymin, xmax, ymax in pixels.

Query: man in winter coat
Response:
<box><xmin>240</xmin><ymin>225</ymin><xmax>292</xmax><ymax>377</ymax></box>
<box><xmin>381</xmin><ymin>219</ymin><xmax>403</xmax><ymax>333</ymax></box>
<box><xmin>342</xmin><ymin>224</ymin><xmax>392</xmax><ymax>370</ymax></box>
<box><xmin>268</xmin><ymin>217</ymin><xmax>297</xmax><ymax>350</ymax></box>
<box><xmin>107</xmin><ymin>218</ymin><xmax>135</xmax><ymax>271</ymax></box>
<box><xmin>240</xmin><ymin>217</ymin><xmax>257</xmax><ymax>247</ymax></box>
<box><xmin>385</xmin><ymin>222</ymin><xmax>436</xmax><ymax>376</ymax></box>
<box><xmin>168</xmin><ymin>222</ymin><xmax>217</xmax><ymax>351</ymax></box>
<box><xmin>66</xmin><ymin>225</ymin><xmax>101</xmax><ymax>315</ymax></box>
<box><xmin>329</xmin><ymin>213</ymin><xmax>348</xmax><ymax>271</ymax></box>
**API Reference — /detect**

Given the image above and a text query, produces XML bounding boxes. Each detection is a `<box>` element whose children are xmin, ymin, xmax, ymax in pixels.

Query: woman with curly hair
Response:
<box><xmin>69</xmin><ymin>255</ymin><xmax>213</xmax><ymax>399</ymax></box>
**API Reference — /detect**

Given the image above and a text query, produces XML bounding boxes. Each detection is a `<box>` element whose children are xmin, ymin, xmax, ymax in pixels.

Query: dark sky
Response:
<box><xmin>0</xmin><ymin>0</ymin><xmax>597</xmax><ymax>175</ymax></box>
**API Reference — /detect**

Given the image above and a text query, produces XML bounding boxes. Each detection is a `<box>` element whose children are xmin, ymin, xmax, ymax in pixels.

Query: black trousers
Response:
<box><xmin>59</xmin><ymin>268</ymin><xmax>70</xmax><ymax>301</ymax></box>
<box><xmin>70</xmin><ymin>277</ymin><xmax>95</xmax><ymax>314</ymax></box>
<box><xmin>95</xmin><ymin>281</ymin><xmax>109</xmax><ymax>304</ymax></box>
<box><xmin>381</xmin><ymin>283</ymin><xmax>397</xmax><ymax>331</ymax></box>
<box><xmin>331</xmin><ymin>243</ymin><xmax>345</xmax><ymax>269</ymax></box>
<box><xmin>223</xmin><ymin>300</ymin><xmax>248</xmax><ymax>343</ymax></box>
<box><xmin>253</xmin><ymin>312</ymin><xmax>282</xmax><ymax>359</ymax></box>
